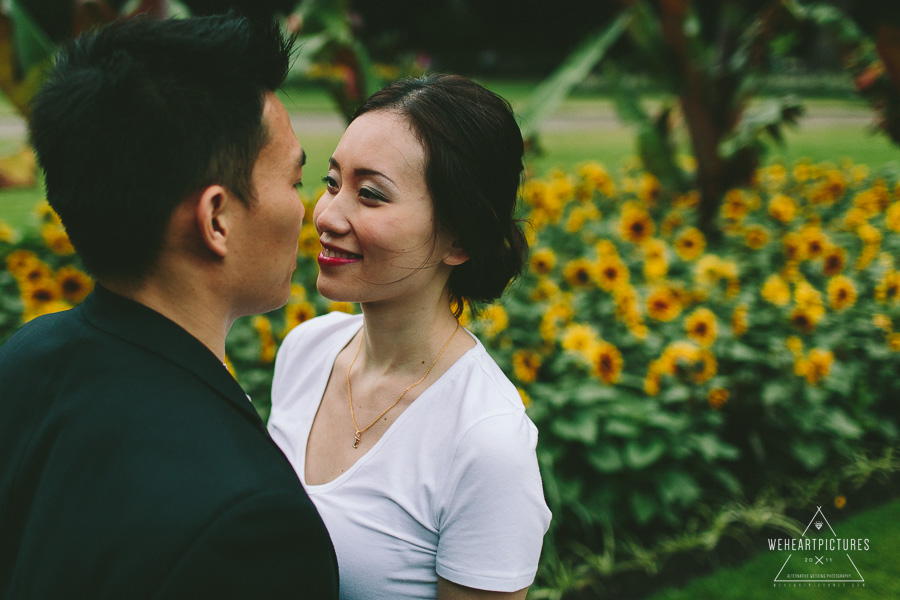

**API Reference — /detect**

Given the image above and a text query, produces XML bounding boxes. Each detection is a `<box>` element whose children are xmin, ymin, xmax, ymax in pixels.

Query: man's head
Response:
<box><xmin>29</xmin><ymin>14</ymin><xmax>296</xmax><ymax>286</ymax></box>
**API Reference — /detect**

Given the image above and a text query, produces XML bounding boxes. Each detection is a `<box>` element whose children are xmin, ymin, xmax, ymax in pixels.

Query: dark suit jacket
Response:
<box><xmin>0</xmin><ymin>286</ymin><xmax>338</xmax><ymax>599</ymax></box>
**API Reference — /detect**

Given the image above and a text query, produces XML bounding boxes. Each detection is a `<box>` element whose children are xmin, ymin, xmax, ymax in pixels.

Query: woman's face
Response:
<box><xmin>313</xmin><ymin>110</ymin><xmax>465</xmax><ymax>305</ymax></box>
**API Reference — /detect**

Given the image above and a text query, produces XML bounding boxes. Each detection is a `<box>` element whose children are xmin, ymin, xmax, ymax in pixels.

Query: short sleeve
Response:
<box><xmin>434</xmin><ymin>412</ymin><xmax>552</xmax><ymax>592</ymax></box>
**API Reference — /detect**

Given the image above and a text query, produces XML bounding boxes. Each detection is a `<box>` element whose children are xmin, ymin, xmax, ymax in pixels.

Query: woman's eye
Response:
<box><xmin>359</xmin><ymin>187</ymin><xmax>387</xmax><ymax>202</ymax></box>
<box><xmin>321</xmin><ymin>175</ymin><xmax>338</xmax><ymax>190</ymax></box>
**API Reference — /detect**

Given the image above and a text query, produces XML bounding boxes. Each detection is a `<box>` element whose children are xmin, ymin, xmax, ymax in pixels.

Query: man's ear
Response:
<box><xmin>443</xmin><ymin>241</ymin><xmax>469</xmax><ymax>266</ymax></box>
<box><xmin>195</xmin><ymin>185</ymin><xmax>232</xmax><ymax>258</ymax></box>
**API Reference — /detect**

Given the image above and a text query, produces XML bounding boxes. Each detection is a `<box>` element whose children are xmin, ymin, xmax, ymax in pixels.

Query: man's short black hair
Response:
<box><xmin>29</xmin><ymin>14</ymin><xmax>294</xmax><ymax>283</ymax></box>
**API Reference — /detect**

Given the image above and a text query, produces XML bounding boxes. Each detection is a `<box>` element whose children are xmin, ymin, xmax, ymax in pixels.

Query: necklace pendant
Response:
<box><xmin>353</xmin><ymin>432</ymin><xmax>361</xmax><ymax>449</ymax></box>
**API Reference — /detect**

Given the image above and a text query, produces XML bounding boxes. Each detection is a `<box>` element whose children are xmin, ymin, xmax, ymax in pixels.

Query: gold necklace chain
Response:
<box><xmin>347</xmin><ymin>321</ymin><xmax>460</xmax><ymax>449</ymax></box>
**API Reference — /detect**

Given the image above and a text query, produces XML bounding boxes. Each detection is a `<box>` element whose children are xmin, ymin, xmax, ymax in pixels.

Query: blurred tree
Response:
<box><xmin>786</xmin><ymin>0</ymin><xmax>900</xmax><ymax>146</ymax></box>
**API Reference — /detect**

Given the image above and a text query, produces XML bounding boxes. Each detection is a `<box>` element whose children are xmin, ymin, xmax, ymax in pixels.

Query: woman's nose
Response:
<box><xmin>313</xmin><ymin>191</ymin><xmax>350</xmax><ymax>235</ymax></box>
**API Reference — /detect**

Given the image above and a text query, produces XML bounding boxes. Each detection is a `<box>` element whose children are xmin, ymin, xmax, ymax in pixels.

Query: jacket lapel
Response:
<box><xmin>79</xmin><ymin>286</ymin><xmax>263</xmax><ymax>426</ymax></box>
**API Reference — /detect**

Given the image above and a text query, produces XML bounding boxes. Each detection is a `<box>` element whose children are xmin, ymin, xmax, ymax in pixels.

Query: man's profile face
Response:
<box><xmin>230</xmin><ymin>92</ymin><xmax>306</xmax><ymax>315</ymax></box>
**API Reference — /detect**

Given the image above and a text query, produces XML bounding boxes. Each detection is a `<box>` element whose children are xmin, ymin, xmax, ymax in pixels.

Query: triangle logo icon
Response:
<box><xmin>772</xmin><ymin>506</ymin><xmax>865</xmax><ymax>583</ymax></box>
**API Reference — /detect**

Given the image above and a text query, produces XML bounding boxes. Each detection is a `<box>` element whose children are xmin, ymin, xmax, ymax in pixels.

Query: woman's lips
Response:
<box><xmin>317</xmin><ymin>245</ymin><xmax>362</xmax><ymax>267</ymax></box>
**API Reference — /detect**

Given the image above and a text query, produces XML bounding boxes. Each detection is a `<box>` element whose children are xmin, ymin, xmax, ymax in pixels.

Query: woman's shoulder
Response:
<box><xmin>449</xmin><ymin>336</ymin><xmax>530</xmax><ymax>420</ymax></box>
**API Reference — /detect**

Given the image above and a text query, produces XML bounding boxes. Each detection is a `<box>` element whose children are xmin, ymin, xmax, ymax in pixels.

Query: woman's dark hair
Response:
<box><xmin>352</xmin><ymin>73</ymin><xmax>528</xmax><ymax>316</ymax></box>
<box><xmin>28</xmin><ymin>14</ymin><xmax>294</xmax><ymax>283</ymax></box>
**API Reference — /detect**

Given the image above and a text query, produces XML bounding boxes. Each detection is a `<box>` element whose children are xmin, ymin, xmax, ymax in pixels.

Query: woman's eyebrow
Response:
<box><xmin>329</xmin><ymin>157</ymin><xmax>397</xmax><ymax>186</ymax></box>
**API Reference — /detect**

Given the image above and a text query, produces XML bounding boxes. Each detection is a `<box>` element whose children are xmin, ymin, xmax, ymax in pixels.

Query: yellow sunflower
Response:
<box><xmin>731</xmin><ymin>304</ymin><xmax>748</xmax><ymax>337</ymax></box>
<box><xmin>821</xmin><ymin>246</ymin><xmax>846</xmax><ymax>276</ymax></box>
<box><xmin>576</xmin><ymin>162</ymin><xmax>617</xmax><ymax>197</ymax></box>
<box><xmin>644</xmin><ymin>364</ymin><xmax>662</xmax><ymax>396</ymax></box>
<box><xmin>328</xmin><ymin>301</ymin><xmax>357</xmax><ymax>314</ymax></box>
<box><xmin>41</xmin><ymin>224</ymin><xmax>75</xmax><ymax>255</ymax></box>
<box><xmin>798</xmin><ymin>348</ymin><xmax>834</xmax><ymax>385</ymax></box>
<box><xmin>761</xmin><ymin>274</ymin><xmax>791</xmax><ymax>306</ymax></box>
<box><xmin>872</xmin><ymin>313</ymin><xmax>893</xmax><ymax>332</ymax></box>
<box><xmin>530</xmin><ymin>277</ymin><xmax>561</xmax><ymax>302</ymax></box>
<box><xmin>642</xmin><ymin>239</ymin><xmax>668</xmax><ymax>280</ymax></box>
<box><xmin>768</xmin><ymin>193</ymin><xmax>798</xmax><ymax>223</ymax></box>
<box><xmin>722</xmin><ymin>189</ymin><xmax>751</xmax><ymax>221</ymax></box>
<box><xmin>800</xmin><ymin>225</ymin><xmax>828</xmax><ymax>259</ymax></box>
<box><xmin>786</xmin><ymin>336</ymin><xmax>804</xmax><ymax>356</ymax></box>
<box><xmin>857</xmin><ymin>223</ymin><xmax>882</xmax><ymax>247</ymax></box>
<box><xmin>843</xmin><ymin>207</ymin><xmax>869</xmax><ymax>229</ymax></box>
<box><xmin>595</xmin><ymin>255</ymin><xmax>629</xmax><ymax>292</ymax></box>
<box><xmin>619</xmin><ymin>203</ymin><xmax>655</xmax><ymax>245</ymax></box>
<box><xmin>590</xmin><ymin>340</ymin><xmax>624</xmax><ymax>384</ymax></box>
<box><xmin>478</xmin><ymin>304</ymin><xmax>509</xmax><ymax>338</ymax></box>
<box><xmin>565</xmin><ymin>205</ymin><xmax>601</xmax><ymax>234</ymax></box>
<box><xmin>21</xmin><ymin>278</ymin><xmax>62</xmax><ymax>309</ymax></box>
<box><xmin>561</xmin><ymin>323</ymin><xmax>600</xmax><ymax>356</ymax></box>
<box><xmin>5</xmin><ymin>249</ymin><xmax>40</xmax><ymax>277</ymax></box>
<box><xmin>886</xmin><ymin>202</ymin><xmax>900</xmax><ymax>232</ymax></box>
<box><xmin>856</xmin><ymin>244</ymin><xmax>879</xmax><ymax>270</ymax></box>
<box><xmin>251</xmin><ymin>315</ymin><xmax>276</xmax><ymax>363</ymax></box>
<box><xmin>283</xmin><ymin>301</ymin><xmax>317</xmax><ymax>333</ymax></box>
<box><xmin>530</xmin><ymin>248</ymin><xmax>557</xmax><ymax>275</ymax></box>
<box><xmin>674</xmin><ymin>227</ymin><xmax>705</xmax><ymax>261</ymax></box>
<box><xmin>781</xmin><ymin>232</ymin><xmax>807</xmax><ymax>263</ymax></box>
<box><xmin>23</xmin><ymin>300</ymin><xmax>71</xmax><ymax>323</ymax></box>
<box><xmin>297</xmin><ymin>223</ymin><xmax>321</xmax><ymax>258</ymax></box>
<box><xmin>743</xmin><ymin>225</ymin><xmax>770</xmax><ymax>250</ymax></box>
<box><xmin>685</xmin><ymin>307</ymin><xmax>718</xmax><ymax>347</ymax></box>
<box><xmin>875</xmin><ymin>270</ymin><xmax>900</xmax><ymax>304</ymax></box>
<box><xmin>56</xmin><ymin>266</ymin><xmax>94</xmax><ymax>305</ymax></box>
<box><xmin>707</xmin><ymin>387</ymin><xmax>729</xmax><ymax>410</ymax></box>
<box><xmin>790</xmin><ymin>304</ymin><xmax>825</xmax><ymax>333</ymax></box>
<box><xmin>512</xmin><ymin>349</ymin><xmax>542</xmax><ymax>384</ymax></box>
<box><xmin>0</xmin><ymin>220</ymin><xmax>17</xmax><ymax>244</ymax></box>
<box><xmin>888</xmin><ymin>333</ymin><xmax>900</xmax><ymax>352</ymax></box>
<box><xmin>563</xmin><ymin>258</ymin><xmax>597</xmax><ymax>288</ymax></box>
<box><xmin>827</xmin><ymin>275</ymin><xmax>857</xmax><ymax>311</ymax></box>
<box><xmin>517</xmin><ymin>387</ymin><xmax>532</xmax><ymax>408</ymax></box>
<box><xmin>646</xmin><ymin>286</ymin><xmax>682</xmax><ymax>322</ymax></box>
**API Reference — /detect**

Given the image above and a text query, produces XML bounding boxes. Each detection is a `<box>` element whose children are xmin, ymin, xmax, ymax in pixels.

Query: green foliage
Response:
<box><xmin>517</xmin><ymin>10</ymin><xmax>631</xmax><ymax>143</ymax></box>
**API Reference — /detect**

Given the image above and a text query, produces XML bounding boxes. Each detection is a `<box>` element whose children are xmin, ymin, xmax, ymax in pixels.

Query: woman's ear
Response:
<box><xmin>443</xmin><ymin>241</ymin><xmax>469</xmax><ymax>266</ymax></box>
<box><xmin>195</xmin><ymin>185</ymin><xmax>231</xmax><ymax>258</ymax></box>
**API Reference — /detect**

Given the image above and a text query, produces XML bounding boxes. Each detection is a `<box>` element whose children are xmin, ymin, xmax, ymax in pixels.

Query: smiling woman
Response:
<box><xmin>268</xmin><ymin>74</ymin><xmax>551</xmax><ymax>600</ymax></box>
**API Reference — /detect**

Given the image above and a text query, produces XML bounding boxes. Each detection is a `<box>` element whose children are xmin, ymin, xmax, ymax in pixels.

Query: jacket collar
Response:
<box><xmin>79</xmin><ymin>285</ymin><xmax>263</xmax><ymax>425</ymax></box>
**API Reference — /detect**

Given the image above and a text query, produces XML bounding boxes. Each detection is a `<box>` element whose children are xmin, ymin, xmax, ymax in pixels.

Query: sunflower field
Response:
<box><xmin>2</xmin><ymin>157</ymin><xmax>899</xmax><ymax>596</ymax></box>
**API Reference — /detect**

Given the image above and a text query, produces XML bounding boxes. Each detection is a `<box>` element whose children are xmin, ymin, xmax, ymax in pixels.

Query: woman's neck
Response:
<box><xmin>355</xmin><ymin>293</ymin><xmax>463</xmax><ymax>377</ymax></box>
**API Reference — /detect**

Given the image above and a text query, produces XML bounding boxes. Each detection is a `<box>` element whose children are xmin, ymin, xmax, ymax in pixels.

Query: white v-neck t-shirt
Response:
<box><xmin>268</xmin><ymin>312</ymin><xmax>551</xmax><ymax>599</ymax></box>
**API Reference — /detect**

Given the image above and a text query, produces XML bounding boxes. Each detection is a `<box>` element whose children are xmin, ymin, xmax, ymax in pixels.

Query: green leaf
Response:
<box><xmin>762</xmin><ymin>381</ymin><xmax>792</xmax><ymax>406</ymax></box>
<box><xmin>518</xmin><ymin>10</ymin><xmax>631</xmax><ymax>141</ymax></box>
<box><xmin>825</xmin><ymin>410</ymin><xmax>863</xmax><ymax>439</ymax></box>
<box><xmin>624</xmin><ymin>437</ymin><xmax>666</xmax><ymax>469</ymax></box>
<box><xmin>605</xmin><ymin>418</ymin><xmax>641</xmax><ymax>439</ymax></box>
<box><xmin>658</xmin><ymin>470</ymin><xmax>701</xmax><ymax>507</ymax></box>
<box><xmin>692</xmin><ymin>433</ymin><xmax>740</xmax><ymax>462</ymax></box>
<box><xmin>587</xmin><ymin>443</ymin><xmax>624</xmax><ymax>473</ymax></box>
<box><xmin>791</xmin><ymin>440</ymin><xmax>827</xmax><ymax>471</ymax></box>
<box><xmin>550</xmin><ymin>415</ymin><xmax>599</xmax><ymax>444</ymax></box>
<box><xmin>630</xmin><ymin>490</ymin><xmax>658</xmax><ymax>525</ymax></box>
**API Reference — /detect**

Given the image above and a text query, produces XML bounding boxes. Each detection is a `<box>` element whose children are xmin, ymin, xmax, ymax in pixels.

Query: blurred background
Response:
<box><xmin>1</xmin><ymin>1</ymin><xmax>898</xmax><ymax>598</ymax></box>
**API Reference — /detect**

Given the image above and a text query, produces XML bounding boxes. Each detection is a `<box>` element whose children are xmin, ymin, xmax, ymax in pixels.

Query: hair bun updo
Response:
<box><xmin>353</xmin><ymin>73</ymin><xmax>528</xmax><ymax>315</ymax></box>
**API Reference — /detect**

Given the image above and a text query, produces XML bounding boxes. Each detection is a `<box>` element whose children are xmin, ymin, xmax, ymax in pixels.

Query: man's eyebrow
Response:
<box><xmin>328</xmin><ymin>157</ymin><xmax>396</xmax><ymax>186</ymax></box>
<box><xmin>300</xmin><ymin>150</ymin><xmax>307</xmax><ymax>168</ymax></box>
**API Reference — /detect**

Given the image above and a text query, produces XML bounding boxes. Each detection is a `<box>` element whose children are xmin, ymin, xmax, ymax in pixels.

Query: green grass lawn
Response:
<box><xmin>644</xmin><ymin>499</ymin><xmax>900</xmax><ymax>600</ymax></box>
